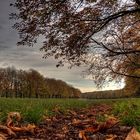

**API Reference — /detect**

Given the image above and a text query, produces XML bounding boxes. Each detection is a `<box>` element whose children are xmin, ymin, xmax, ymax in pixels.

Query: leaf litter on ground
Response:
<box><xmin>0</xmin><ymin>104</ymin><xmax>139</xmax><ymax>140</ymax></box>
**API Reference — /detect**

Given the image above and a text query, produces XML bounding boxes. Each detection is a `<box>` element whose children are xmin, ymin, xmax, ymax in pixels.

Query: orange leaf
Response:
<box><xmin>125</xmin><ymin>128</ymin><xmax>140</xmax><ymax>140</ymax></box>
<box><xmin>79</xmin><ymin>131</ymin><xmax>87</xmax><ymax>140</ymax></box>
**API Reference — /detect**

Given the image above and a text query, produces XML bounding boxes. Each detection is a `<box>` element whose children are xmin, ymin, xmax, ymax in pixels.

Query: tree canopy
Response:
<box><xmin>10</xmin><ymin>0</ymin><xmax>140</xmax><ymax>87</ymax></box>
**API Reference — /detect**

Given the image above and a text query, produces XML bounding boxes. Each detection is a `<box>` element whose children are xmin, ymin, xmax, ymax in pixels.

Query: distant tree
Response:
<box><xmin>25</xmin><ymin>69</ymin><xmax>45</xmax><ymax>98</ymax></box>
<box><xmin>0</xmin><ymin>67</ymin><xmax>80</xmax><ymax>98</ymax></box>
<box><xmin>45</xmin><ymin>78</ymin><xmax>81</xmax><ymax>98</ymax></box>
<box><xmin>2</xmin><ymin>68</ymin><xmax>13</xmax><ymax>97</ymax></box>
<box><xmin>0</xmin><ymin>68</ymin><xmax>4</xmax><ymax>97</ymax></box>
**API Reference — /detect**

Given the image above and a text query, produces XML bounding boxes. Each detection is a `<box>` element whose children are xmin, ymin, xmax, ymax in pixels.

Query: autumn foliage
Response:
<box><xmin>10</xmin><ymin>0</ymin><xmax>140</xmax><ymax>87</ymax></box>
<box><xmin>0</xmin><ymin>67</ymin><xmax>81</xmax><ymax>98</ymax></box>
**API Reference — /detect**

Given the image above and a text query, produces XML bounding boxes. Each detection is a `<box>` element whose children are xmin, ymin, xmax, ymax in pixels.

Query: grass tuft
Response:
<box><xmin>113</xmin><ymin>99</ymin><xmax>140</xmax><ymax>131</ymax></box>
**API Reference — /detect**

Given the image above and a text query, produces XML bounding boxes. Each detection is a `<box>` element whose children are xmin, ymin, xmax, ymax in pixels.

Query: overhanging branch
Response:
<box><xmin>109</xmin><ymin>66</ymin><xmax>140</xmax><ymax>79</ymax></box>
<box><xmin>92</xmin><ymin>39</ymin><xmax>140</xmax><ymax>56</ymax></box>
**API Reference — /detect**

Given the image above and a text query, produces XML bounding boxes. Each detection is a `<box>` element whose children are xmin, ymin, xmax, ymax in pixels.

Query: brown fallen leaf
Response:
<box><xmin>62</xmin><ymin>126</ymin><xmax>69</xmax><ymax>134</ymax></box>
<box><xmin>72</xmin><ymin>118</ymin><xmax>96</xmax><ymax>126</ymax></box>
<box><xmin>83</xmin><ymin>126</ymin><xmax>99</xmax><ymax>133</ymax></box>
<box><xmin>55</xmin><ymin>133</ymin><xmax>65</xmax><ymax>138</ymax></box>
<box><xmin>78</xmin><ymin>117</ymin><xmax>119</xmax><ymax>140</ymax></box>
<box><xmin>6</xmin><ymin>112</ymin><xmax>36</xmax><ymax>135</ymax></box>
<box><xmin>0</xmin><ymin>133</ymin><xmax>6</xmax><ymax>140</ymax></box>
<box><xmin>79</xmin><ymin>131</ymin><xmax>87</xmax><ymax>140</ymax></box>
<box><xmin>68</xmin><ymin>110</ymin><xmax>77</xmax><ymax>116</ymax></box>
<box><xmin>10</xmin><ymin>124</ymin><xmax>36</xmax><ymax>133</ymax></box>
<box><xmin>106</xmin><ymin>134</ymin><xmax>117</xmax><ymax>140</ymax></box>
<box><xmin>72</xmin><ymin>119</ymin><xmax>82</xmax><ymax>125</ymax></box>
<box><xmin>0</xmin><ymin>125</ymin><xmax>16</xmax><ymax>136</ymax></box>
<box><xmin>98</xmin><ymin>117</ymin><xmax>119</xmax><ymax>131</ymax></box>
<box><xmin>125</xmin><ymin>128</ymin><xmax>140</xmax><ymax>140</ymax></box>
<box><xmin>7</xmin><ymin>112</ymin><xmax>21</xmax><ymax>127</ymax></box>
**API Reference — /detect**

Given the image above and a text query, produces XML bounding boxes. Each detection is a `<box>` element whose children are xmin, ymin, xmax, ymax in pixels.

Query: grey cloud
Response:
<box><xmin>0</xmin><ymin>41</ymin><xmax>5</xmax><ymax>44</ymax></box>
<box><xmin>0</xmin><ymin>25</ymin><xmax>3</xmax><ymax>30</ymax></box>
<box><xmin>1</xmin><ymin>62</ymin><xmax>9</xmax><ymax>67</ymax></box>
<box><xmin>0</xmin><ymin>45</ymin><xmax>11</xmax><ymax>50</ymax></box>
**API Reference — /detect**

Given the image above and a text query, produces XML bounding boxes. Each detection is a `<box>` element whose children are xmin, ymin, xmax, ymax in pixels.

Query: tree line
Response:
<box><xmin>81</xmin><ymin>90</ymin><xmax>126</xmax><ymax>99</ymax></box>
<box><xmin>81</xmin><ymin>89</ymin><xmax>137</xmax><ymax>99</ymax></box>
<box><xmin>0</xmin><ymin>67</ymin><xmax>81</xmax><ymax>98</ymax></box>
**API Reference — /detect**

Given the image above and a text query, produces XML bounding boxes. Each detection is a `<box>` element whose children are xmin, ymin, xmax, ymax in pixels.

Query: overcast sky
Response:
<box><xmin>0</xmin><ymin>0</ymin><xmax>124</xmax><ymax>92</ymax></box>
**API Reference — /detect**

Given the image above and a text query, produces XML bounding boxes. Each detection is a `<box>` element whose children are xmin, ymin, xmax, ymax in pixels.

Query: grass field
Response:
<box><xmin>0</xmin><ymin>98</ymin><xmax>140</xmax><ymax>130</ymax></box>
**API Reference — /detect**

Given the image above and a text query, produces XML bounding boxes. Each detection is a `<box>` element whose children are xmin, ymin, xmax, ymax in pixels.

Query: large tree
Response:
<box><xmin>10</xmin><ymin>0</ymin><xmax>140</xmax><ymax>87</ymax></box>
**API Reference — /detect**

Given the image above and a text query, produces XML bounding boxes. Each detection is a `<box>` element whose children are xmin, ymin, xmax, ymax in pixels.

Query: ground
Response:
<box><xmin>0</xmin><ymin>98</ymin><xmax>140</xmax><ymax>139</ymax></box>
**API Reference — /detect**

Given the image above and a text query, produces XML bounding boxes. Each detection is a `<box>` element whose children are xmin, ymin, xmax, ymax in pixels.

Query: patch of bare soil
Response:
<box><xmin>0</xmin><ymin>104</ymin><xmax>139</xmax><ymax>140</ymax></box>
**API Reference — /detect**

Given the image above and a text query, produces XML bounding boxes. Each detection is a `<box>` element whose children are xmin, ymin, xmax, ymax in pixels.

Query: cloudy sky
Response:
<box><xmin>0</xmin><ymin>0</ymin><xmax>124</xmax><ymax>92</ymax></box>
